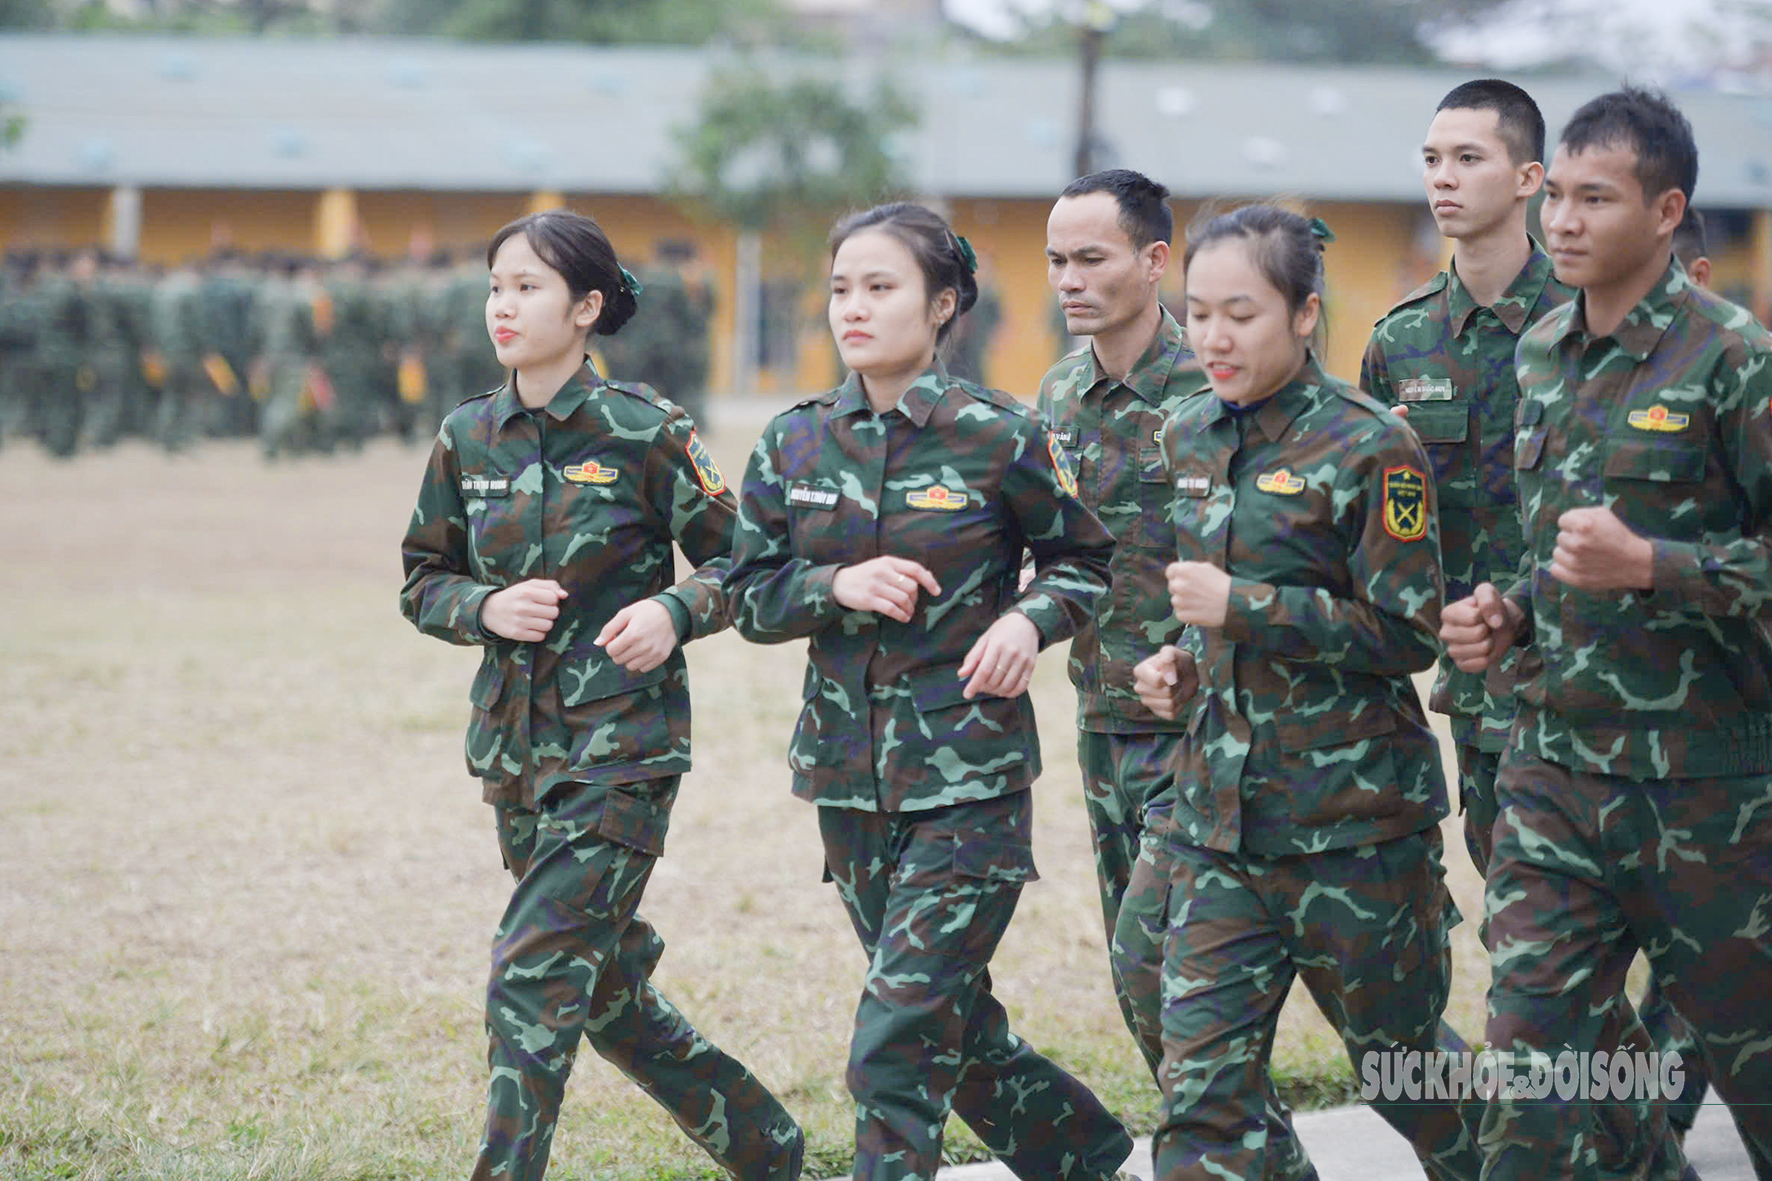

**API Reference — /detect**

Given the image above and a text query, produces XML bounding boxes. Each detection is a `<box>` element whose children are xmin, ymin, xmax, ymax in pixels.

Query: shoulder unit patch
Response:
<box><xmin>1382</xmin><ymin>465</ymin><xmax>1428</xmax><ymax>541</ymax></box>
<box><xmin>686</xmin><ymin>430</ymin><xmax>726</xmax><ymax>495</ymax></box>
<box><xmin>1048</xmin><ymin>432</ymin><xmax>1079</xmax><ymax>498</ymax></box>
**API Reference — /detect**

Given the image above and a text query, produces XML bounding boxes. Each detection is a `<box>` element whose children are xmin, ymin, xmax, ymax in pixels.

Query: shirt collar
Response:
<box><xmin>1553</xmin><ymin>257</ymin><xmax>1690</xmax><ymax>362</ymax></box>
<box><xmin>831</xmin><ymin>360</ymin><xmax>949</xmax><ymax>427</ymax></box>
<box><xmin>1447</xmin><ymin>239</ymin><xmax>1558</xmax><ymax>337</ymax></box>
<box><xmin>1199</xmin><ymin>353</ymin><xmax>1325</xmax><ymax>443</ymax></box>
<box><xmin>1085</xmin><ymin>307</ymin><xmax>1194</xmax><ymax>406</ymax></box>
<box><xmin>492</xmin><ymin>356</ymin><xmax>602</xmax><ymax>429</ymax></box>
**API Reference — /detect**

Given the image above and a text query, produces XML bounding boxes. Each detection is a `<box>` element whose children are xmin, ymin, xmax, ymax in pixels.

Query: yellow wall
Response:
<box><xmin>1314</xmin><ymin>200</ymin><xmax>1423</xmax><ymax>381</ymax></box>
<box><xmin>0</xmin><ymin>186</ymin><xmax>108</xmax><ymax>253</ymax></box>
<box><xmin>951</xmin><ymin>197</ymin><xmax>1065</xmax><ymax>397</ymax></box>
<box><xmin>132</xmin><ymin>188</ymin><xmax>319</xmax><ymax>263</ymax></box>
<box><xmin>355</xmin><ymin>189</ymin><xmax>529</xmax><ymax>258</ymax></box>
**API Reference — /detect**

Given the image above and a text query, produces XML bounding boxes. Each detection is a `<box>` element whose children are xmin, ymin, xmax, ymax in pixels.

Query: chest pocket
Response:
<box><xmin>1514</xmin><ymin>399</ymin><xmax>1547</xmax><ymax>473</ymax></box>
<box><xmin>1135</xmin><ymin>445</ymin><xmax>1176</xmax><ymax>548</ymax></box>
<box><xmin>1603</xmin><ymin>439</ymin><xmax>1708</xmax><ymax>483</ymax></box>
<box><xmin>1404</xmin><ymin>402</ymin><xmax>1474</xmax><ymax>508</ymax></box>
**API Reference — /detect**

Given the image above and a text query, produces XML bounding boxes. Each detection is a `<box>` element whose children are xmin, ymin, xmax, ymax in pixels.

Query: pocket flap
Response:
<box><xmin>595</xmin><ymin>789</ymin><xmax>668</xmax><ymax>856</ymax></box>
<box><xmin>561</xmin><ymin>651</ymin><xmax>671</xmax><ymax>707</ymax></box>
<box><xmin>1277</xmin><ymin>706</ymin><xmax>1397</xmax><ymax>753</ymax></box>
<box><xmin>469</xmin><ymin>658</ymin><xmax>505</xmax><ymax>709</ymax></box>
<box><xmin>1405</xmin><ymin>402</ymin><xmax>1469</xmax><ymax>444</ymax></box>
<box><xmin>953</xmin><ymin>836</ymin><xmax>1038</xmax><ymax>884</ymax></box>
<box><xmin>908</xmin><ymin>661</ymin><xmax>974</xmax><ymax>712</ymax></box>
<box><xmin>1138</xmin><ymin>445</ymin><xmax>1169</xmax><ymax>483</ymax></box>
<box><xmin>1603</xmin><ymin>440</ymin><xmax>1707</xmax><ymax>483</ymax></box>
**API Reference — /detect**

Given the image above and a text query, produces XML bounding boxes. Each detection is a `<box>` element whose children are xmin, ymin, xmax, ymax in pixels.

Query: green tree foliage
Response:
<box><xmin>668</xmin><ymin>64</ymin><xmax>918</xmax><ymax>248</ymax></box>
<box><xmin>993</xmin><ymin>0</ymin><xmax>1512</xmax><ymax>64</ymax></box>
<box><xmin>376</xmin><ymin>0</ymin><xmax>788</xmax><ymax>44</ymax></box>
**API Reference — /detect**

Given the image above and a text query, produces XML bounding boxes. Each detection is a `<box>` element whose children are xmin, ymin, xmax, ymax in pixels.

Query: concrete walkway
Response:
<box><xmin>896</xmin><ymin>1099</ymin><xmax>1756</xmax><ymax>1179</ymax></box>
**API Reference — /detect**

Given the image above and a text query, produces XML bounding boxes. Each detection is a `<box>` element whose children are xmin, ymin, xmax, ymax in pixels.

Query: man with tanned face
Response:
<box><xmin>1039</xmin><ymin>171</ymin><xmax>1316</xmax><ymax>1181</ymax></box>
<box><xmin>1443</xmin><ymin>86</ymin><xmax>1772</xmax><ymax>1178</ymax></box>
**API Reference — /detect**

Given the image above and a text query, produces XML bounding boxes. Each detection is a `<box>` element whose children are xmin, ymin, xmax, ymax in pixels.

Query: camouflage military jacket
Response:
<box><xmin>1506</xmin><ymin>260</ymin><xmax>1772</xmax><ymax>780</ymax></box>
<box><xmin>1362</xmin><ymin>245</ymin><xmax>1570</xmax><ymax>751</ymax></box>
<box><xmin>400</xmin><ymin>359</ymin><xmax>735</xmax><ymax>807</ymax></box>
<box><xmin>1038</xmin><ymin>307</ymin><xmax>1208</xmax><ymax>733</ymax></box>
<box><xmin>1160</xmin><ymin>357</ymin><xmax>1449</xmax><ymax>856</ymax></box>
<box><xmin>724</xmin><ymin>364</ymin><xmax>1115</xmax><ymax>813</ymax></box>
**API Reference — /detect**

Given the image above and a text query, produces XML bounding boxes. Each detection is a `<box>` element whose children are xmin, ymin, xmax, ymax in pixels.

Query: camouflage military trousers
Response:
<box><xmin>818</xmin><ymin>792</ymin><xmax>1133</xmax><ymax>1181</ymax></box>
<box><xmin>1481</xmin><ymin>750</ymin><xmax>1771</xmax><ymax>1179</ymax></box>
<box><xmin>1453</xmin><ymin>742</ymin><xmax>1503</xmax><ymax>875</ymax></box>
<box><xmin>1076</xmin><ymin>728</ymin><xmax>1174</xmax><ymax>1075</ymax></box>
<box><xmin>476</xmin><ymin>779</ymin><xmax>804</xmax><ymax>1181</ymax></box>
<box><xmin>1149</xmin><ymin>828</ymin><xmax>1484</xmax><ymax>1181</ymax></box>
<box><xmin>1115</xmin><ymin>807</ymin><xmax>1319</xmax><ymax>1181</ymax></box>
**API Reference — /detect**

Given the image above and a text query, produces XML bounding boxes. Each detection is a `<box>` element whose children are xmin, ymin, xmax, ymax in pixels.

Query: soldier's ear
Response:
<box><xmin>1516</xmin><ymin>160</ymin><xmax>1545</xmax><ymax>200</ymax></box>
<box><xmin>575</xmin><ymin>288</ymin><xmax>604</xmax><ymax>331</ymax></box>
<box><xmin>1146</xmin><ymin>239</ymin><xmax>1171</xmax><ymax>284</ymax></box>
<box><xmin>1293</xmin><ymin>292</ymin><xmax>1321</xmax><ymax>340</ymax></box>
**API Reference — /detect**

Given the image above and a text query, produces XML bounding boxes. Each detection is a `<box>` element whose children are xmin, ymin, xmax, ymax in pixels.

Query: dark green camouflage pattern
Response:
<box><xmin>1506</xmin><ymin>260</ymin><xmax>1772</xmax><ymax>778</ymax></box>
<box><xmin>475</xmin><ymin>777</ymin><xmax>803</xmax><ymax>1181</ymax></box>
<box><xmin>1361</xmin><ymin>245</ymin><xmax>1570</xmax><ymax>755</ymax></box>
<box><xmin>400</xmin><ymin>360</ymin><xmax>735</xmax><ymax>806</ymax></box>
<box><xmin>724</xmin><ymin>364</ymin><xmax>1114</xmax><ymax>813</ymax></box>
<box><xmin>818</xmin><ymin>793</ymin><xmax>1132</xmax><ymax>1181</ymax></box>
<box><xmin>1037</xmin><ymin>308</ymin><xmax>1207</xmax><ymax>734</ymax></box>
<box><xmin>1150</xmin><ymin>829</ymin><xmax>1480</xmax><ymax>1181</ymax></box>
<box><xmin>1157</xmin><ymin>356</ymin><xmax>1449</xmax><ymax>855</ymax></box>
<box><xmin>1481</xmin><ymin>751</ymin><xmax>1762</xmax><ymax>1178</ymax></box>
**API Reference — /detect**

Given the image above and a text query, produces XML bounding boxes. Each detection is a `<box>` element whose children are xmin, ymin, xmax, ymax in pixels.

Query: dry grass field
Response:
<box><xmin>0</xmin><ymin>416</ymin><xmax>1490</xmax><ymax>1180</ymax></box>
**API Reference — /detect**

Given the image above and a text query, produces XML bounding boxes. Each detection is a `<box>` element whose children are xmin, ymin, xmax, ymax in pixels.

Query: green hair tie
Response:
<box><xmin>954</xmin><ymin>235</ymin><xmax>979</xmax><ymax>275</ymax></box>
<box><xmin>1307</xmin><ymin>217</ymin><xmax>1336</xmax><ymax>245</ymax></box>
<box><xmin>618</xmin><ymin>265</ymin><xmax>645</xmax><ymax>298</ymax></box>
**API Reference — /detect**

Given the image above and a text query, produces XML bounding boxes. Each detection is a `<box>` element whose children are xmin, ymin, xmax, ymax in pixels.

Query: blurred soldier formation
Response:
<box><xmin>0</xmin><ymin>246</ymin><xmax>714</xmax><ymax>458</ymax></box>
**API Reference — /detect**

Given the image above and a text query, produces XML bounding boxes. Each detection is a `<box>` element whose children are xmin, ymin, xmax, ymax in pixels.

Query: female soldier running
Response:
<box><xmin>1131</xmin><ymin>204</ymin><xmax>1482</xmax><ymax>1181</ymax></box>
<box><xmin>400</xmin><ymin>209</ymin><xmax>802</xmax><ymax>1181</ymax></box>
<box><xmin>723</xmin><ymin>202</ymin><xmax>1133</xmax><ymax>1181</ymax></box>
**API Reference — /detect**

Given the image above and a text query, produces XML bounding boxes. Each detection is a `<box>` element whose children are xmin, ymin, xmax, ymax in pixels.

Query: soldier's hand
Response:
<box><xmin>1551</xmin><ymin>506</ymin><xmax>1654</xmax><ymax>590</ymax></box>
<box><xmin>1389</xmin><ymin>404</ymin><xmax>1409</xmax><ymax>419</ymax></box>
<box><xmin>1440</xmin><ymin>582</ymin><xmax>1524</xmax><ymax>672</ymax></box>
<box><xmin>958</xmin><ymin>611</ymin><xmax>1040</xmax><ymax>699</ymax></box>
<box><xmin>833</xmin><ymin>556</ymin><xmax>941</xmax><ymax>623</ymax></box>
<box><xmin>595</xmin><ymin>598</ymin><xmax>678</xmax><ymax>672</ymax></box>
<box><xmin>1133</xmin><ymin>646</ymin><xmax>1199</xmax><ymax>720</ymax></box>
<box><xmin>481</xmin><ymin>579</ymin><xmax>568</xmax><ymax>643</ymax></box>
<box><xmin>1167</xmin><ymin>560</ymin><xmax>1232</xmax><ymax>626</ymax></box>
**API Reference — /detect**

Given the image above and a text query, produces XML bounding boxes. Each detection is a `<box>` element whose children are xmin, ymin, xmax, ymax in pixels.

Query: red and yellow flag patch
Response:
<box><xmin>564</xmin><ymin>460</ymin><xmax>618</xmax><ymax>485</ymax></box>
<box><xmin>686</xmin><ymin>430</ymin><xmax>726</xmax><ymax>495</ymax></box>
<box><xmin>1382</xmin><ymin>465</ymin><xmax>1428</xmax><ymax>541</ymax></box>
<box><xmin>907</xmin><ymin>484</ymin><xmax>969</xmax><ymax>511</ymax></box>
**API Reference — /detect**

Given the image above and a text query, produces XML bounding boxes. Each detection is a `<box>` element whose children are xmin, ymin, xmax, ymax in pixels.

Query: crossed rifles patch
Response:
<box><xmin>1382</xmin><ymin>465</ymin><xmax>1428</xmax><ymax>541</ymax></box>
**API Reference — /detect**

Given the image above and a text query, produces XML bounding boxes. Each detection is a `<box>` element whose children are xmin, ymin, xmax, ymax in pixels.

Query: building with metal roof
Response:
<box><xmin>3</xmin><ymin>32</ymin><xmax>1768</xmax><ymax>393</ymax></box>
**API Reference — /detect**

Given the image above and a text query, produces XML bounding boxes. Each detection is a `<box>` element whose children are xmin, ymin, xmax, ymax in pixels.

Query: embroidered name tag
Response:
<box><xmin>563</xmin><ymin>461</ymin><xmax>617</xmax><ymax>485</ymax></box>
<box><xmin>1397</xmin><ymin>377</ymin><xmax>1456</xmax><ymax>403</ymax></box>
<box><xmin>1175</xmin><ymin>473</ymin><xmax>1211</xmax><ymax>497</ymax></box>
<box><xmin>1051</xmin><ymin>428</ymin><xmax>1077</xmax><ymax>446</ymax></box>
<box><xmin>1627</xmin><ymin>404</ymin><xmax>1691</xmax><ymax>433</ymax></box>
<box><xmin>1256</xmin><ymin>469</ymin><xmax>1305</xmax><ymax>495</ymax></box>
<box><xmin>788</xmin><ymin>483</ymin><xmax>839</xmax><ymax>510</ymax></box>
<box><xmin>460</xmin><ymin>474</ymin><xmax>510</xmax><ymax>497</ymax></box>
<box><xmin>907</xmin><ymin>485</ymin><xmax>969</xmax><ymax>511</ymax></box>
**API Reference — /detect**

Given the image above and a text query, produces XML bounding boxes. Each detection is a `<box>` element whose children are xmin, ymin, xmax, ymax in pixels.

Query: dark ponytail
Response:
<box><xmin>486</xmin><ymin>210</ymin><xmax>638</xmax><ymax>337</ymax></box>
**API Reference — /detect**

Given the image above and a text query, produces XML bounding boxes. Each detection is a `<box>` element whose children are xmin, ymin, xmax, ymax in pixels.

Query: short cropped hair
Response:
<box><xmin>1560</xmin><ymin>86</ymin><xmax>1698</xmax><ymax>204</ymax></box>
<box><xmin>1436</xmin><ymin>78</ymin><xmax>1545</xmax><ymax>166</ymax></box>
<box><xmin>1059</xmin><ymin>168</ymin><xmax>1173</xmax><ymax>250</ymax></box>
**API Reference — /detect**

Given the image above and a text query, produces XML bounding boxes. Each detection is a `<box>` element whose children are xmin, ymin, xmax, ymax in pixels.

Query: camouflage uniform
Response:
<box><xmin>400</xmin><ymin>360</ymin><xmax>803</xmax><ymax>1181</ymax></box>
<box><xmin>1360</xmin><ymin>244</ymin><xmax>1571</xmax><ymax>872</ymax></box>
<box><xmin>34</xmin><ymin>265</ymin><xmax>87</xmax><ymax>457</ymax></box>
<box><xmin>724</xmin><ymin>364</ymin><xmax>1132</xmax><ymax>1181</ymax></box>
<box><xmin>1482</xmin><ymin>260</ymin><xmax>1772</xmax><ymax>1178</ymax></box>
<box><xmin>1144</xmin><ymin>357</ymin><xmax>1483</xmax><ymax>1181</ymax></box>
